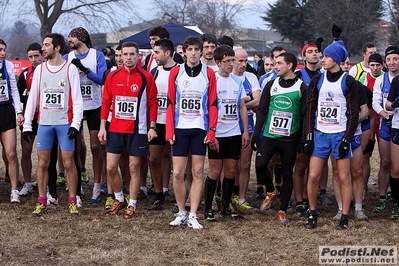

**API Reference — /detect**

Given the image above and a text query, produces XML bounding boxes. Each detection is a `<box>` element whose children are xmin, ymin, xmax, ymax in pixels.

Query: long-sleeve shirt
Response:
<box><xmin>0</xmin><ymin>60</ymin><xmax>22</xmax><ymax>113</ymax></box>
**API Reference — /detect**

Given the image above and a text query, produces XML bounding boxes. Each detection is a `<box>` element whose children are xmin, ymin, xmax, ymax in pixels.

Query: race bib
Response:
<box><xmin>42</xmin><ymin>88</ymin><xmax>65</xmax><ymax>110</ymax></box>
<box><xmin>268</xmin><ymin>110</ymin><xmax>292</xmax><ymax>136</ymax></box>
<box><xmin>157</xmin><ymin>92</ymin><xmax>167</xmax><ymax>116</ymax></box>
<box><xmin>0</xmin><ymin>80</ymin><xmax>9</xmax><ymax>102</ymax></box>
<box><xmin>221</xmin><ymin>99</ymin><xmax>238</xmax><ymax>120</ymax></box>
<box><xmin>179</xmin><ymin>93</ymin><xmax>202</xmax><ymax>117</ymax></box>
<box><xmin>317</xmin><ymin>100</ymin><xmax>341</xmax><ymax>125</ymax></box>
<box><xmin>115</xmin><ymin>95</ymin><xmax>137</xmax><ymax>120</ymax></box>
<box><xmin>80</xmin><ymin>80</ymin><xmax>93</xmax><ymax>102</ymax></box>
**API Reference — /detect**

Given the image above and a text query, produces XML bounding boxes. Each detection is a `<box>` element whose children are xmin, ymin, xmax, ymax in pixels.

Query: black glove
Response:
<box><xmin>338</xmin><ymin>140</ymin><xmax>350</xmax><ymax>159</ymax></box>
<box><xmin>303</xmin><ymin>133</ymin><xmax>314</xmax><ymax>156</ymax></box>
<box><xmin>251</xmin><ymin>135</ymin><xmax>259</xmax><ymax>151</ymax></box>
<box><xmin>385</xmin><ymin>115</ymin><xmax>393</xmax><ymax>127</ymax></box>
<box><xmin>71</xmin><ymin>58</ymin><xmax>89</xmax><ymax>74</ymax></box>
<box><xmin>297</xmin><ymin>142</ymin><xmax>305</xmax><ymax>153</ymax></box>
<box><xmin>67</xmin><ymin>127</ymin><xmax>79</xmax><ymax>140</ymax></box>
<box><xmin>315</xmin><ymin>37</ymin><xmax>323</xmax><ymax>53</ymax></box>
<box><xmin>332</xmin><ymin>24</ymin><xmax>342</xmax><ymax>39</ymax></box>
<box><xmin>392</xmin><ymin>99</ymin><xmax>399</xmax><ymax>109</ymax></box>
<box><xmin>22</xmin><ymin>131</ymin><xmax>33</xmax><ymax>143</ymax></box>
<box><xmin>363</xmin><ymin>139</ymin><xmax>376</xmax><ymax>156</ymax></box>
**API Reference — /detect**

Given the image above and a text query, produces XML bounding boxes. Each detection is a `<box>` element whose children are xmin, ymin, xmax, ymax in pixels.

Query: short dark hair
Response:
<box><xmin>115</xmin><ymin>45</ymin><xmax>122</xmax><ymax>51</ymax></box>
<box><xmin>200</xmin><ymin>34</ymin><xmax>218</xmax><ymax>45</ymax></box>
<box><xmin>0</xmin><ymin>39</ymin><xmax>7</xmax><ymax>48</ymax></box>
<box><xmin>45</xmin><ymin>33</ymin><xmax>65</xmax><ymax>54</ymax></box>
<box><xmin>121</xmin><ymin>42</ymin><xmax>139</xmax><ymax>53</ymax></box>
<box><xmin>255</xmin><ymin>53</ymin><xmax>263</xmax><ymax>58</ymax></box>
<box><xmin>362</xmin><ymin>42</ymin><xmax>375</xmax><ymax>53</ymax></box>
<box><xmin>214</xmin><ymin>45</ymin><xmax>235</xmax><ymax>61</ymax></box>
<box><xmin>27</xmin><ymin>43</ymin><xmax>42</xmax><ymax>54</ymax></box>
<box><xmin>154</xmin><ymin>39</ymin><xmax>174</xmax><ymax>55</ymax></box>
<box><xmin>270</xmin><ymin>46</ymin><xmax>284</xmax><ymax>59</ymax></box>
<box><xmin>182</xmin><ymin>36</ymin><xmax>203</xmax><ymax>53</ymax></box>
<box><xmin>148</xmin><ymin>26</ymin><xmax>170</xmax><ymax>39</ymax></box>
<box><xmin>276</xmin><ymin>52</ymin><xmax>297</xmax><ymax>71</ymax></box>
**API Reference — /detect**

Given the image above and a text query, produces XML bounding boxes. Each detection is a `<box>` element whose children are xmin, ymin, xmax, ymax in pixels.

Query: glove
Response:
<box><xmin>332</xmin><ymin>24</ymin><xmax>342</xmax><ymax>39</ymax></box>
<box><xmin>251</xmin><ymin>135</ymin><xmax>259</xmax><ymax>151</ymax></box>
<box><xmin>315</xmin><ymin>37</ymin><xmax>323</xmax><ymax>53</ymax></box>
<box><xmin>22</xmin><ymin>131</ymin><xmax>33</xmax><ymax>143</ymax></box>
<box><xmin>67</xmin><ymin>127</ymin><xmax>79</xmax><ymax>140</ymax></box>
<box><xmin>363</xmin><ymin>139</ymin><xmax>376</xmax><ymax>156</ymax></box>
<box><xmin>392</xmin><ymin>99</ymin><xmax>399</xmax><ymax>109</ymax></box>
<box><xmin>297</xmin><ymin>142</ymin><xmax>305</xmax><ymax>154</ymax></box>
<box><xmin>338</xmin><ymin>140</ymin><xmax>350</xmax><ymax>159</ymax></box>
<box><xmin>303</xmin><ymin>133</ymin><xmax>314</xmax><ymax>156</ymax></box>
<box><xmin>71</xmin><ymin>58</ymin><xmax>89</xmax><ymax>74</ymax></box>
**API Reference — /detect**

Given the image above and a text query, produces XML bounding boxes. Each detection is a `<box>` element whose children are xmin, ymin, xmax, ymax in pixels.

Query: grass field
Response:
<box><xmin>0</xmin><ymin>130</ymin><xmax>398</xmax><ymax>265</ymax></box>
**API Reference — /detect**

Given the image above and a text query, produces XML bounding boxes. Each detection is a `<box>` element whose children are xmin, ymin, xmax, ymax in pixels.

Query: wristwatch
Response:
<box><xmin>149</xmin><ymin>126</ymin><xmax>157</xmax><ymax>132</ymax></box>
<box><xmin>209</xmin><ymin>127</ymin><xmax>216</xmax><ymax>132</ymax></box>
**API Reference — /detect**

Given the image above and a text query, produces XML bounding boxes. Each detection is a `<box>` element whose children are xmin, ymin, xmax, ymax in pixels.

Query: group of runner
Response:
<box><xmin>1</xmin><ymin>24</ymin><xmax>399</xmax><ymax>230</ymax></box>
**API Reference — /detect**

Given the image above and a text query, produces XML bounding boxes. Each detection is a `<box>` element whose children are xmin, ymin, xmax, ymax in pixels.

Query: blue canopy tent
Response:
<box><xmin>119</xmin><ymin>22</ymin><xmax>201</xmax><ymax>49</ymax></box>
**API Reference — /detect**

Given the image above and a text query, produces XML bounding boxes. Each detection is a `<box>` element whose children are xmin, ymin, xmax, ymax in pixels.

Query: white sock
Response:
<box><xmin>114</xmin><ymin>191</ymin><xmax>124</xmax><ymax>202</ymax></box>
<box><xmin>128</xmin><ymin>199</ymin><xmax>137</xmax><ymax>209</ymax></box>
<box><xmin>163</xmin><ymin>188</ymin><xmax>169</xmax><ymax>193</ymax></box>
<box><xmin>238</xmin><ymin>199</ymin><xmax>245</xmax><ymax>205</ymax></box>
<box><xmin>140</xmin><ymin>186</ymin><xmax>148</xmax><ymax>195</ymax></box>
<box><xmin>387</xmin><ymin>187</ymin><xmax>392</xmax><ymax>193</ymax></box>
<box><xmin>338</xmin><ymin>203</ymin><xmax>343</xmax><ymax>211</ymax></box>
<box><xmin>179</xmin><ymin>210</ymin><xmax>187</xmax><ymax>217</ymax></box>
<box><xmin>93</xmin><ymin>182</ymin><xmax>101</xmax><ymax>192</ymax></box>
<box><xmin>355</xmin><ymin>203</ymin><xmax>363</xmax><ymax>211</ymax></box>
<box><xmin>189</xmin><ymin>212</ymin><xmax>197</xmax><ymax>219</ymax></box>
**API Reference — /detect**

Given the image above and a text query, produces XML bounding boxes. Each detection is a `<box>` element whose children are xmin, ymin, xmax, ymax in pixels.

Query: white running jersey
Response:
<box><xmin>316</xmin><ymin>72</ymin><xmax>348</xmax><ymax>133</ymax></box>
<box><xmin>236</xmin><ymin>71</ymin><xmax>260</xmax><ymax>116</ymax></box>
<box><xmin>215</xmin><ymin>73</ymin><xmax>245</xmax><ymax>137</ymax></box>
<box><xmin>154</xmin><ymin>65</ymin><xmax>174</xmax><ymax>124</ymax></box>
<box><xmin>68</xmin><ymin>49</ymin><xmax>101</xmax><ymax>110</ymax></box>
<box><xmin>174</xmin><ymin>64</ymin><xmax>209</xmax><ymax>130</ymax></box>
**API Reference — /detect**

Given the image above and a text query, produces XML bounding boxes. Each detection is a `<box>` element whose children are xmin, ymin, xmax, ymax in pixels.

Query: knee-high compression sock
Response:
<box><xmin>390</xmin><ymin>176</ymin><xmax>399</xmax><ymax>205</ymax></box>
<box><xmin>204</xmin><ymin>177</ymin><xmax>217</xmax><ymax>211</ymax></box>
<box><xmin>222</xmin><ymin>177</ymin><xmax>235</xmax><ymax>212</ymax></box>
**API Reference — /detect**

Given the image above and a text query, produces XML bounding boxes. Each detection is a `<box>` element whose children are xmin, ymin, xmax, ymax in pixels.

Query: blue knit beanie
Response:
<box><xmin>323</xmin><ymin>40</ymin><xmax>348</xmax><ymax>65</ymax></box>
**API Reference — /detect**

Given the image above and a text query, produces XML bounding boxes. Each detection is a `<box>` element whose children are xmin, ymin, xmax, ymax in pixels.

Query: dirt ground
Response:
<box><xmin>0</xmin><ymin>129</ymin><xmax>398</xmax><ymax>265</ymax></box>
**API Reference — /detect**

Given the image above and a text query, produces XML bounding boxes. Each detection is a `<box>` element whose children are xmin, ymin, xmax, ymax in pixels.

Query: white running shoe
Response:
<box><xmin>187</xmin><ymin>215</ymin><xmax>203</xmax><ymax>229</ymax></box>
<box><xmin>46</xmin><ymin>191</ymin><xmax>59</xmax><ymax>205</ymax></box>
<box><xmin>170</xmin><ymin>212</ymin><xmax>188</xmax><ymax>226</ymax></box>
<box><xmin>76</xmin><ymin>195</ymin><xmax>83</xmax><ymax>208</ymax></box>
<box><xmin>19</xmin><ymin>183</ymin><xmax>33</xmax><ymax>196</ymax></box>
<box><xmin>10</xmin><ymin>189</ymin><xmax>20</xmax><ymax>203</ymax></box>
<box><xmin>368</xmin><ymin>176</ymin><xmax>377</xmax><ymax>185</ymax></box>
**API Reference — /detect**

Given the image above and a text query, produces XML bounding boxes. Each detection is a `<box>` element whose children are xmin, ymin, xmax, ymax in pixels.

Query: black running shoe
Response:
<box><xmin>304</xmin><ymin>214</ymin><xmax>318</xmax><ymax>229</ymax></box>
<box><xmin>336</xmin><ymin>218</ymin><xmax>348</xmax><ymax>230</ymax></box>
<box><xmin>204</xmin><ymin>209</ymin><xmax>217</xmax><ymax>222</ymax></box>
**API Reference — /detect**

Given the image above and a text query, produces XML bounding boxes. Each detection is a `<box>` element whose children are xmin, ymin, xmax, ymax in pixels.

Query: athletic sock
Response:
<box><xmin>390</xmin><ymin>176</ymin><xmax>399</xmax><ymax>204</ymax></box>
<box><xmin>233</xmin><ymin>185</ymin><xmax>239</xmax><ymax>195</ymax></box>
<box><xmin>204</xmin><ymin>177</ymin><xmax>217</xmax><ymax>211</ymax></box>
<box><xmin>319</xmin><ymin>189</ymin><xmax>327</xmax><ymax>195</ymax></box>
<box><xmin>114</xmin><ymin>191</ymin><xmax>124</xmax><ymax>202</ymax></box>
<box><xmin>222</xmin><ymin>177</ymin><xmax>235</xmax><ymax>211</ymax></box>
<box><xmin>140</xmin><ymin>186</ymin><xmax>148</xmax><ymax>195</ymax></box>
<box><xmin>156</xmin><ymin>192</ymin><xmax>164</xmax><ymax>201</ymax></box>
<box><xmin>238</xmin><ymin>199</ymin><xmax>245</xmax><ymax>205</ymax></box>
<box><xmin>128</xmin><ymin>199</ymin><xmax>137</xmax><ymax>209</ymax></box>
<box><xmin>338</xmin><ymin>203</ymin><xmax>343</xmax><ymax>211</ymax></box>
<box><xmin>38</xmin><ymin>196</ymin><xmax>47</xmax><ymax>206</ymax></box>
<box><xmin>163</xmin><ymin>188</ymin><xmax>168</xmax><ymax>193</ymax></box>
<box><xmin>355</xmin><ymin>203</ymin><xmax>363</xmax><ymax>211</ymax></box>
<box><xmin>68</xmin><ymin>196</ymin><xmax>76</xmax><ymax>205</ymax></box>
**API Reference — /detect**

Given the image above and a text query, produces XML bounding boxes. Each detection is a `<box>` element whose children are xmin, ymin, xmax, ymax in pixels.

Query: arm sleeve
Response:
<box><xmin>207</xmin><ymin>68</ymin><xmax>218</xmax><ymax>130</ymax></box>
<box><xmin>146</xmin><ymin>73</ymin><xmax>158</xmax><ymax>123</ymax></box>
<box><xmin>68</xmin><ymin>65</ymin><xmax>83</xmax><ymax>129</ymax></box>
<box><xmin>86</xmin><ymin>51</ymin><xmax>107</xmax><ymax>85</ymax></box>
<box><xmin>166</xmin><ymin>66</ymin><xmax>179</xmax><ymax>140</ymax></box>
<box><xmin>388</xmin><ymin>76</ymin><xmax>399</xmax><ymax>102</ymax></box>
<box><xmin>344</xmin><ymin>77</ymin><xmax>360</xmax><ymax>141</ymax></box>
<box><xmin>306</xmin><ymin>75</ymin><xmax>321</xmax><ymax>136</ymax></box>
<box><xmin>23</xmin><ymin>65</ymin><xmax>41</xmax><ymax>132</ymax></box>
<box><xmin>372</xmin><ymin>76</ymin><xmax>384</xmax><ymax>114</ymax></box>
<box><xmin>253</xmin><ymin>80</ymin><xmax>272</xmax><ymax>137</ymax></box>
<box><xmin>357</xmin><ymin>81</ymin><xmax>368</xmax><ymax>106</ymax></box>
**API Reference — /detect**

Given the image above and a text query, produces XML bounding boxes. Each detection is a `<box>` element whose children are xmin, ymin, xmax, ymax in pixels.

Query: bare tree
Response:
<box><xmin>153</xmin><ymin>0</ymin><xmax>247</xmax><ymax>36</ymax></box>
<box><xmin>0</xmin><ymin>0</ymin><xmax>136</xmax><ymax>39</ymax></box>
<box><xmin>385</xmin><ymin>0</ymin><xmax>399</xmax><ymax>45</ymax></box>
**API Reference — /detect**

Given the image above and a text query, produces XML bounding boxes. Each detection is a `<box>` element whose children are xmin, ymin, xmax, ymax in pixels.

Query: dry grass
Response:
<box><xmin>0</xmin><ymin>130</ymin><xmax>398</xmax><ymax>265</ymax></box>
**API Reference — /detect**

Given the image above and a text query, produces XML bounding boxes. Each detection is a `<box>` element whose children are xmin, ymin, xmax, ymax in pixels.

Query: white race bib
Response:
<box><xmin>317</xmin><ymin>100</ymin><xmax>341</xmax><ymax>125</ymax></box>
<box><xmin>179</xmin><ymin>92</ymin><xmax>202</xmax><ymax>117</ymax></box>
<box><xmin>80</xmin><ymin>80</ymin><xmax>93</xmax><ymax>102</ymax></box>
<box><xmin>42</xmin><ymin>88</ymin><xmax>65</xmax><ymax>110</ymax></box>
<box><xmin>268</xmin><ymin>110</ymin><xmax>292</xmax><ymax>136</ymax></box>
<box><xmin>221</xmin><ymin>99</ymin><xmax>238</xmax><ymax>120</ymax></box>
<box><xmin>0</xmin><ymin>80</ymin><xmax>9</xmax><ymax>102</ymax></box>
<box><xmin>115</xmin><ymin>95</ymin><xmax>137</xmax><ymax>120</ymax></box>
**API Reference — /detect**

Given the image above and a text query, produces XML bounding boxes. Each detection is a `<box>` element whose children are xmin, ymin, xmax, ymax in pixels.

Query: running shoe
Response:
<box><xmin>295</xmin><ymin>204</ymin><xmax>308</xmax><ymax>218</ymax></box>
<box><xmin>204</xmin><ymin>209</ymin><xmax>217</xmax><ymax>222</ymax></box>
<box><xmin>105</xmin><ymin>196</ymin><xmax>114</xmax><ymax>210</ymax></box>
<box><xmin>124</xmin><ymin>194</ymin><xmax>130</xmax><ymax>203</ymax></box>
<box><xmin>146</xmin><ymin>197</ymin><xmax>167</xmax><ymax>211</ymax></box>
<box><xmin>46</xmin><ymin>191</ymin><xmax>59</xmax><ymax>206</ymax></box>
<box><xmin>32</xmin><ymin>203</ymin><xmax>47</xmax><ymax>217</ymax></box>
<box><xmin>354</xmin><ymin>209</ymin><xmax>368</xmax><ymax>220</ymax></box>
<box><xmin>19</xmin><ymin>183</ymin><xmax>33</xmax><ymax>196</ymax></box>
<box><xmin>10</xmin><ymin>189</ymin><xmax>20</xmax><ymax>203</ymax></box>
<box><xmin>367</xmin><ymin>176</ymin><xmax>377</xmax><ymax>185</ymax></box>
<box><xmin>387</xmin><ymin>191</ymin><xmax>392</xmax><ymax>200</ymax></box>
<box><xmin>56</xmin><ymin>174</ymin><xmax>66</xmax><ymax>186</ymax></box>
<box><xmin>147</xmin><ymin>184</ymin><xmax>156</xmax><ymax>195</ymax></box>
<box><xmin>260</xmin><ymin>189</ymin><xmax>277</xmax><ymax>211</ymax></box>
<box><xmin>100</xmin><ymin>183</ymin><xmax>108</xmax><ymax>195</ymax></box>
<box><xmin>333</xmin><ymin>210</ymin><xmax>342</xmax><ymax>221</ymax></box>
<box><xmin>373</xmin><ymin>199</ymin><xmax>386</xmax><ymax>213</ymax></box>
<box><xmin>276</xmin><ymin>210</ymin><xmax>288</xmax><ymax>223</ymax></box>
<box><xmin>81</xmin><ymin>170</ymin><xmax>89</xmax><ymax>183</ymax></box>
<box><xmin>235</xmin><ymin>201</ymin><xmax>254</xmax><ymax>212</ymax></box>
<box><xmin>69</xmin><ymin>202</ymin><xmax>79</xmax><ymax>215</ymax></box>
<box><xmin>32</xmin><ymin>180</ymin><xmax>38</xmax><ymax>187</ymax></box>
<box><xmin>231</xmin><ymin>194</ymin><xmax>239</xmax><ymax>206</ymax></box>
<box><xmin>318</xmin><ymin>194</ymin><xmax>332</xmax><ymax>205</ymax></box>
<box><xmin>256</xmin><ymin>187</ymin><xmax>265</xmax><ymax>199</ymax></box>
<box><xmin>76</xmin><ymin>195</ymin><xmax>83</xmax><ymax>208</ymax></box>
<box><xmin>391</xmin><ymin>203</ymin><xmax>399</xmax><ymax>219</ymax></box>
<box><xmin>172</xmin><ymin>203</ymin><xmax>179</xmax><ymax>214</ymax></box>
<box><xmin>137</xmin><ymin>189</ymin><xmax>147</xmax><ymax>201</ymax></box>
<box><xmin>187</xmin><ymin>215</ymin><xmax>203</xmax><ymax>229</ymax></box>
<box><xmin>219</xmin><ymin>207</ymin><xmax>244</xmax><ymax>220</ymax></box>
<box><xmin>89</xmin><ymin>196</ymin><xmax>101</xmax><ymax>204</ymax></box>
<box><xmin>124</xmin><ymin>205</ymin><xmax>136</xmax><ymax>219</ymax></box>
<box><xmin>170</xmin><ymin>212</ymin><xmax>188</xmax><ymax>226</ymax></box>
<box><xmin>336</xmin><ymin>218</ymin><xmax>348</xmax><ymax>230</ymax></box>
<box><xmin>105</xmin><ymin>199</ymin><xmax>127</xmax><ymax>216</ymax></box>
<box><xmin>304</xmin><ymin>214</ymin><xmax>318</xmax><ymax>229</ymax></box>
